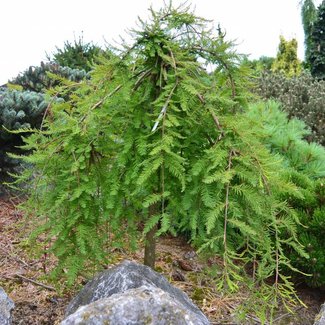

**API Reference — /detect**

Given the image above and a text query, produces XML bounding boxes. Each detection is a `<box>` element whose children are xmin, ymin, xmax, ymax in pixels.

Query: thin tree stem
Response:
<box><xmin>80</xmin><ymin>84</ymin><xmax>122</xmax><ymax>123</ymax></box>
<box><xmin>223</xmin><ymin>149</ymin><xmax>234</xmax><ymax>266</ymax></box>
<box><xmin>275</xmin><ymin>233</ymin><xmax>279</xmax><ymax>288</ymax></box>
<box><xmin>144</xmin><ymin>204</ymin><xmax>157</xmax><ymax>268</ymax></box>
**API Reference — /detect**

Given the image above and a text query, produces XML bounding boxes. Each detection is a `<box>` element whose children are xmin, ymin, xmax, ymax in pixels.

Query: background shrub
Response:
<box><xmin>0</xmin><ymin>38</ymin><xmax>97</xmax><ymax>176</ymax></box>
<box><xmin>10</xmin><ymin>62</ymin><xmax>88</xmax><ymax>93</ymax></box>
<box><xmin>0</xmin><ymin>89</ymin><xmax>49</xmax><ymax>174</ymax></box>
<box><xmin>245</xmin><ymin>100</ymin><xmax>325</xmax><ymax>287</ymax></box>
<box><xmin>271</xmin><ymin>36</ymin><xmax>301</xmax><ymax>77</ymax></box>
<box><xmin>308</xmin><ymin>1</ymin><xmax>325</xmax><ymax>80</ymax></box>
<box><xmin>47</xmin><ymin>35</ymin><xmax>103</xmax><ymax>72</ymax></box>
<box><xmin>254</xmin><ymin>71</ymin><xmax>325</xmax><ymax>146</ymax></box>
<box><xmin>289</xmin><ymin>177</ymin><xmax>325</xmax><ymax>287</ymax></box>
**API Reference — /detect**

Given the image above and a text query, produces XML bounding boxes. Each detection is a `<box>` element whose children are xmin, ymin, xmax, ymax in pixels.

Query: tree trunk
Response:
<box><xmin>144</xmin><ymin>225</ymin><xmax>157</xmax><ymax>268</ymax></box>
<box><xmin>144</xmin><ymin>204</ymin><xmax>157</xmax><ymax>268</ymax></box>
<box><xmin>144</xmin><ymin>59</ymin><xmax>163</xmax><ymax>269</ymax></box>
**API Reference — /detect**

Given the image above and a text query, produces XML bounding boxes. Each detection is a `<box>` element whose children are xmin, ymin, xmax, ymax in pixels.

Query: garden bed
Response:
<box><xmin>0</xmin><ymin>195</ymin><xmax>323</xmax><ymax>324</ymax></box>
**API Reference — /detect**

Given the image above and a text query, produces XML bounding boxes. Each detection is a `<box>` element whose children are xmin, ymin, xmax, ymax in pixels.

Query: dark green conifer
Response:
<box><xmin>11</xmin><ymin>62</ymin><xmax>88</xmax><ymax>93</ymax></box>
<box><xmin>309</xmin><ymin>1</ymin><xmax>325</xmax><ymax>79</ymax></box>
<box><xmin>0</xmin><ymin>89</ymin><xmax>49</xmax><ymax>174</ymax></box>
<box><xmin>48</xmin><ymin>35</ymin><xmax>103</xmax><ymax>72</ymax></box>
<box><xmin>301</xmin><ymin>0</ymin><xmax>317</xmax><ymax>67</ymax></box>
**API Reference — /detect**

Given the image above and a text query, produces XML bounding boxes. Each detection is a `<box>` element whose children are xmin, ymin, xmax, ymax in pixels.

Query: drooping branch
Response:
<box><xmin>232</xmin><ymin>127</ymin><xmax>272</xmax><ymax>196</ymax></box>
<box><xmin>151</xmin><ymin>83</ymin><xmax>178</xmax><ymax>132</ymax></box>
<box><xmin>197</xmin><ymin>93</ymin><xmax>224</xmax><ymax>141</ymax></box>
<box><xmin>224</xmin><ymin>149</ymin><xmax>234</xmax><ymax>246</ymax></box>
<box><xmin>222</xmin><ymin>149</ymin><xmax>235</xmax><ymax>270</ymax></box>
<box><xmin>40</xmin><ymin>91</ymin><xmax>60</xmax><ymax>130</ymax></box>
<box><xmin>80</xmin><ymin>84</ymin><xmax>123</xmax><ymax>123</ymax></box>
<box><xmin>90</xmin><ymin>84</ymin><xmax>123</xmax><ymax>110</ymax></box>
<box><xmin>275</xmin><ymin>237</ymin><xmax>279</xmax><ymax>288</ymax></box>
<box><xmin>192</xmin><ymin>45</ymin><xmax>237</xmax><ymax>99</ymax></box>
<box><xmin>133</xmin><ymin>68</ymin><xmax>153</xmax><ymax>91</ymax></box>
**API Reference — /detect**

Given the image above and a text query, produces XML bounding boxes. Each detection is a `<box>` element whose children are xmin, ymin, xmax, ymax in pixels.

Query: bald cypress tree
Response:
<box><xmin>15</xmin><ymin>5</ymin><xmax>305</xmax><ymax>312</ymax></box>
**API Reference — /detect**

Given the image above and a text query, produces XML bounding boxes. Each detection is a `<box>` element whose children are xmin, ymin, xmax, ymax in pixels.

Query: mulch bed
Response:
<box><xmin>0</xmin><ymin>194</ymin><xmax>324</xmax><ymax>324</ymax></box>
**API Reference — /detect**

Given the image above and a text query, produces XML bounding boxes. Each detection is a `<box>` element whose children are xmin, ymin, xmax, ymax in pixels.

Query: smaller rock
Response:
<box><xmin>183</xmin><ymin>251</ymin><xmax>196</xmax><ymax>260</ymax></box>
<box><xmin>314</xmin><ymin>303</ymin><xmax>325</xmax><ymax>325</ymax></box>
<box><xmin>0</xmin><ymin>287</ymin><xmax>15</xmax><ymax>325</ymax></box>
<box><xmin>178</xmin><ymin>259</ymin><xmax>194</xmax><ymax>271</ymax></box>
<box><xmin>62</xmin><ymin>286</ymin><xmax>207</xmax><ymax>325</ymax></box>
<box><xmin>172</xmin><ymin>270</ymin><xmax>186</xmax><ymax>282</ymax></box>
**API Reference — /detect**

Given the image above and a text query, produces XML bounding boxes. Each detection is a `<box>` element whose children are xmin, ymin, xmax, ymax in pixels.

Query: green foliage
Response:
<box><xmin>245</xmin><ymin>100</ymin><xmax>325</xmax><ymax>287</ymax></box>
<box><xmin>14</xmin><ymin>4</ymin><xmax>306</xmax><ymax>315</ymax></box>
<box><xmin>242</xmin><ymin>55</ymin><xmax>274</xmax><ymax>75</ymax></box>
<box><xmin>245</xmin><ymin>100</ymin><xmax>325</xmax><ymax>177</ymax></box>
<box><xmin>271</xmin><ymin>36</ymin><xmax>302</xmax><ymax>77</ymax></box>
<box><xmin>254</xmin><ymin>71</ymin><xmax>325</xmax><ymax>145</ymax></box>
<box><xmin>47</xmin><ymin>35</ymin><xmax>103</xmax><ymax>72</ymax></box>
<box><xmin>309</xmin><ymin>1</ymin><xmax>325</xmax><ymax>80</ymax></box>
<box><xmin>0</xmin><ymin>89</ymin><xmax>48</xmax><ymax>136</ymax></box>
<box><xmin>179</xmin><ymin>112</ymin><xmax>305</xmax><ymax>293</ymax></box>
<box><xmin>11</xmin><ymin>61</ymin><xmax>88</xmax><ymax>92</ymax></box>
<box><xmin>0</xmin><ymin>88</ymin><xmax>50</xmax><ymax>173</ymax></box>
<box><xmin>290</xmin><ymin>178</ymin><xmax>325</xmax><ymax>287</ymax></box>
<box><xmin>1</xmin><ymin>61</ymin><xmax>87</xmax><ymax>174</ymax></box>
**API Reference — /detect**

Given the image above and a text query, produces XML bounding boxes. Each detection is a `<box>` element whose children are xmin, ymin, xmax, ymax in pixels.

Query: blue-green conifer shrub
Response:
<box><xmin>0</xmin><ymin>89</ymin><xmax>49</xmax><ymax>173</ymax></box>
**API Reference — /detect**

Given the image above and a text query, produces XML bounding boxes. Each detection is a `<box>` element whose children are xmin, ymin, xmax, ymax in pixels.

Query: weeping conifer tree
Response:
<box><xmin>15</xmin><ymin>3</ymin><xmax>305</xmax><ymax>307</ymax></box>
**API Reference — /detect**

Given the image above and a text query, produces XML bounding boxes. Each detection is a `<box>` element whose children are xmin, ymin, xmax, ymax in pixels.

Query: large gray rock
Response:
<box><xmin>0</xmin><ymin>287</ymin><xmax>14</xmax><ymax>325</ymax></box>
<box><xmin>314</xmin><ymin>303</ymin><xmax>325</xmax><ymax>325</ymax></box>
<box><xmin>65</xmin><ymin>260</ymin><xmax>209</xmax><ymax>324</ymax></box>
<box><xmin>62</xmin><ymin>285</ymin><xmax>207</xmax><ymax>325</ymax></box>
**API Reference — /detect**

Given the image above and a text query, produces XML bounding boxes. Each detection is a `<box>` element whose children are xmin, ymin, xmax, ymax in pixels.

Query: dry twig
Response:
<box><xmin>15</xmin><ymin>274</ymin><xmax>56</xmax><ymax>291</ymax></box>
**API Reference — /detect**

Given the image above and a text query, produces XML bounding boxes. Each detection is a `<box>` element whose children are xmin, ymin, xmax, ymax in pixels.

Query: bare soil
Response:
<box><xmin>0</xmin><ymin>195</ymin><xmax>324</xmax><ymax>324</ymax></box>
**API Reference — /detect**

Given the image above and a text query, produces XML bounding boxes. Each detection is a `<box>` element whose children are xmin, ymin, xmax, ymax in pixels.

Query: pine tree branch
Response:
<box><xmin>275</xmin><ymin>249</ymin><xmax>279</xmax><ymax>287</ymax></box>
